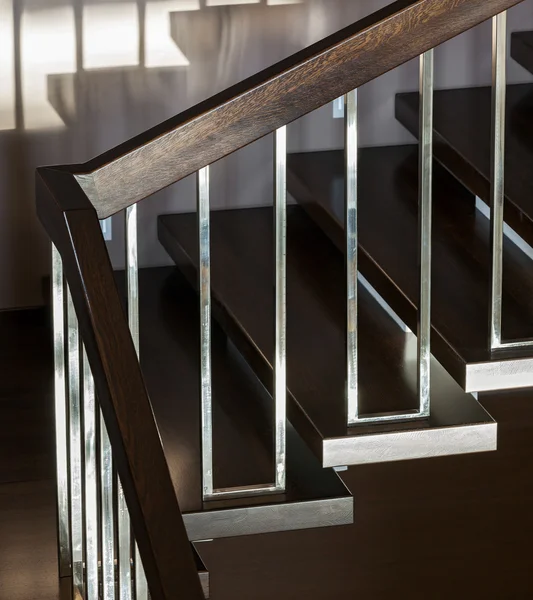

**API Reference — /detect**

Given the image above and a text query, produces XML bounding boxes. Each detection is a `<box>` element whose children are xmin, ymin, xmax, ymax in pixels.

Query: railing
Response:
<box><xmin>36</xmin><ymin>0</ymin><xmax>525</xmax><ymax>597</ymax></box>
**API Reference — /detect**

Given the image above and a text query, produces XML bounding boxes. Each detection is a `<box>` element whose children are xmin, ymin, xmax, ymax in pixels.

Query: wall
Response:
<box><xmin>0</xmin><ymin>0</ymin><xmax>533</xmax><ymax>309</ymax></box>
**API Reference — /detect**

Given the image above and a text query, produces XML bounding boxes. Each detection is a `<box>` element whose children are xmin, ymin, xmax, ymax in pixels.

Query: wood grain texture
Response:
<box><xmin>396</xmin><ymin>84</ymin><xmax>533</xmax><ymax>246</ymax></box>
<box><xmin>35</xmin><ymin>168</ymin><xmax>204</xmax><ymax>600</ymax></box>
<box><xmin>66</xmin><ymin>0</ymin><xmax>525</xmax><ymax>219</ymax></box>
<box><xmin>287</xmin><ymin>146</ymin><xmax>533</xmax><ymax>391</ymax></box>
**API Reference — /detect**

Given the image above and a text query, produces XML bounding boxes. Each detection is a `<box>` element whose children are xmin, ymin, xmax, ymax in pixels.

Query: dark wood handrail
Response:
<box><xmin>36</xmin><ymin>1</ymin><xmax>523</xmax><ymax>597</ymax></box>
<box><xmin>36</xmin><ymin>168</ymin><xmax>205</xmax><ymax>600</ymax></box>
<box><xmin>66</xmin><ymin>0</ymin><xmax>523</xmax><ymax>219</ymax></box>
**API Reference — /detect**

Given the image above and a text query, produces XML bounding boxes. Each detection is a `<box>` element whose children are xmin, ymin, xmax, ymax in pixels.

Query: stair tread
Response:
<box><xmin>158</xmin><ymin>208</ymin><xmax>496</xmax><ymax>468</ymax></box>
<box><xmin>511</xmin><ymin>30</ymin><xmax>533</xmax><ymax>75</ymax></box>
<box><xmin>395</xmin><ymin>83</ymin><xmax>533</xmax><ymax>245</ymax></box>
<box><xmin>119</xmin><ymin>267</ymin><xmax>352</xmax><ymax>541</ymax></box>
<box><xmin>287</xmin><ymin>145</ymin><xmax>533</xmax><ymax>391</ymax></box>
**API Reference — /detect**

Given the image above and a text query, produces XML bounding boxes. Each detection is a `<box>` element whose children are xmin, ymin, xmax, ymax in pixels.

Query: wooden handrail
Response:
<box><xmin>36</xmin><ymin>168</ymin><xmax>205</xmax><ymax>600</ymax></box>
<box><xmin>66</xmin><ymin>0</ymin><xmax>523</xmax><ymax>219</ymax></box>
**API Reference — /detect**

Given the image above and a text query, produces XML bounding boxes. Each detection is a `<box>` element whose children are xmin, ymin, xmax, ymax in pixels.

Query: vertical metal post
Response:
<box><xmin>100</xmin><ymin>415</ymin><xmax>115</xmax><ymax>600</ymax></box>
<box><xmin>490</xmin><ymin>11</ymin><xmax>507</xmax><ymax>350</ymax></box>
<box><xmin>52</xmin><ymin>245</ymin><xmax>71</xmax><ymax>577</ymax></box>
<box><xmin>67</xmin><ymin>288</ymin><xmax>84</xmax><ymax>600</ymax></box>
<box><xmin>83</xmin><ymin>348</ymin><xmax>99</xmax><ymax>600</ymax></box>
<box><xmin>125</xmin><ymin>203</ymin><xmax>149</xmax><ymax>599</ymax></box>
<box><xmin>198</xmin><ymin>166</ymin><xmax>214</xmax><ymax>499</ymax></box>
<box><xmin>417</xmin><ymin>49</ymin><xmax>434</xmax><ymax>417</ymax></box>
<box><xmin>274</xmin><ymin>127</ymin><xmax>287</xmax><ymax>490</ymax></box>
<box><xmin>345</xmin><ymin>89</ymin><xmax>358</xmax><ymax>425</ymax></box>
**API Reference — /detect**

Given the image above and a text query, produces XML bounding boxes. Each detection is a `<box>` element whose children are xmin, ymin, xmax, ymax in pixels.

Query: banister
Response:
<box><xmin>65</xmin><ymin>0</ymin><xmax>523</xmax><ymax>219</ymax></box>
<box><xmin>36</xmin><ymin>167</ymin><xmax>205</xmax><ymax>600</ymax></box>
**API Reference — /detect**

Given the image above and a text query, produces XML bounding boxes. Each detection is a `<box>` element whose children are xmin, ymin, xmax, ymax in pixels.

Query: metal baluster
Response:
<box><xmin>125</xmin><ymin>203</ymin><xmax>149</xmax><ymax>600</ymax></box>
<box><xmin>52</xmin><ymin>246</ymin><xmax>71</xmax><ymax>577</ymax></box>
<box><xmin>490</xmin><ymin>11</ymin><xmax>507</xmax><ymax>350</ymax></box>
<box><xmin>198</xmin><ymin>166</ymin><xmax>214</xmax><ymax>499</ymax></box>
<box><xmin>345</xmin><ymin>90</ymin><xmax>359</xmax><ymax>426</ymax></box>
<box><xmin>274</xmin><ymin>126</ymin><xmax>287</xmax><ymax>491</ymax></box>
<box><xmin>83</xmin><ymin>348</ymin><xmax>99</xmax><ymax>599</ymax></box>
<box><xmin>417</xmin><ymin>48</ymin><xmax>433</xmax><ymax>417</ymax></box>
<box><xmin>100</xmin><ymin>415</ymin><xmax>115</xmax><ymax>600</ymax></box>
<box><xmin>67</xmin><ymin>288</ymin><xmax>84</xmax><ymax>600</ymax></box>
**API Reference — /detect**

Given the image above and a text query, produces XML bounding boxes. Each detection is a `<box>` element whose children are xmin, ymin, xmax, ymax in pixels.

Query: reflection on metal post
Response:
<box><xmin>51</xmin><ymin>245</ymin><xmax>71</xmax><ymax>577</ymax></box>
<box><xmin>83</xmin><ymin>348</ymin><xmax>99</xmax><ymax>600</ymax></box>
<box><xmin>198</xmin><ymin>166</ymin><xmax>214</xmax><ymax>499</ymax></box>
<box><xmin>417</xmin><ymin>48</ymin><xmax>433</xmax><ymax>418</ymax></box>
<box><xmin>345</xmin><ymin>90</ymin><xmax>358</xmax><ymax>426</ymax></box>
<box><xmin>490</xmin><ymin>11</ymin><xmax>507</xmax><ymax>350</ymax></box>
<box><xmin>100</xmin><ymin>414</ymin><xmax>115</xmax><ymax>600</ymax></box>
<box><xmin>125</xmin><ymin>203</ymin><xmax>149</xmax><ymax>600</ymax></box>
<box><xmin>67</xmin><ymin>288</ymin><xmax>84</xmax><ymax>600</ymax></box>
<box><xmin>274</xmin><ymin>126</ymin><xmax>287</xmax><ymax>491</ymax></box>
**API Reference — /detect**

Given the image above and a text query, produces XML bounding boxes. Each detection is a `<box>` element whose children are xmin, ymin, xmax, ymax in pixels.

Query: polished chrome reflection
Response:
<box><xmin>82</xmin><ymin>348</ymin><xmax>99</xmax><ymax>600</ymax></box>
<box><xmin>67</xmin><ymin>288</ymin><xmax>84</xmax><ymax>599</ymax></box>
<box><xmin>198</xmin><ymin>165</ymin><xmax>214</xmax><ymax>498</ymax></box>
<box><xmin>345</xmin><ymin>89</ymin><xmax>359</xmax><ymax>426</ymax></box>
<box><xmin>274</xmin><ymin>125</ymin><xmax>287</xmax><ymax>491</ymax></box>
<box><xmin>199</xmin><ymin>150</ymin><xmax>287</xmax><ymax>498</ymax></box>
<box><xmin>126</xmin><ymin>203</ymin><xmax>149</xmax><ymax>599</ymax></box>
<box><xmin>416</xmin><ymin>48</ymin><xmax>433</xmax><ymax>418</ymax></box>
<box><xmin>490</xmin><ymin>11</ymin><xmax>506</xmax><ymax>351</ymax></box>
<box><xmin>100</xmin><ymin>414</ymin><xmax>116</xmax><ymax>600</ymax></box>
<box><xmin>117</xmin><ymin>479</ymin><xmax>132</xmax><ymax>600</ymax></box>
<box><xmin>51</xmin><ymin>245</ymin><xmax>71</xmax><ymax>577</ymax></box>
<box><xmin>348</xmin><ymin>52</ymin><xmax>433</xmax><ymax>425</ymax></box>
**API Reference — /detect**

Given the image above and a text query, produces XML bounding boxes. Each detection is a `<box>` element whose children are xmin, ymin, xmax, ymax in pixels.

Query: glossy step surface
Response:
<box><xmin>123</xmin><ymin>267</ymin><xmax>352</xmax><ymax>541</ymax></box>
<box><xmin>158</xmin><ymin>207</ymin><xmax>497</xmax><ymax>468</ymax></box>
<box><xmin>287</xmin><ymin>145</ymin><xmax>533</xmax><ymax>392</ymax></box>
<box><xmin>511</xmin><ymin>30</ymin><xmax>533</xmax><ymax>75</ymax></box>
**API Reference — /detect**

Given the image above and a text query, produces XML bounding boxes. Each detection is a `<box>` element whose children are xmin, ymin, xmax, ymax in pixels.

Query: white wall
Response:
<box><xmin>0</xmin><ymin>0</ymin><xmax>532</xmax><ymax>308</ymax></box>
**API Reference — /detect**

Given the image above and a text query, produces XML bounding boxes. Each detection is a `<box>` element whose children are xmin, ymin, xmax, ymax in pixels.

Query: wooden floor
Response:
<box><xmin>2</xmin><ymin>307</ymin><xmax>533</xmax><ymax>599</ymax></box>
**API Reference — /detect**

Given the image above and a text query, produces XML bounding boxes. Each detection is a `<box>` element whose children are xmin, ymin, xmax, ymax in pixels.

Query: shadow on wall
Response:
<box><xmin>1</xmin><ymin>0</ymin><xmax>533</xmax><ymax>309</ymax></box>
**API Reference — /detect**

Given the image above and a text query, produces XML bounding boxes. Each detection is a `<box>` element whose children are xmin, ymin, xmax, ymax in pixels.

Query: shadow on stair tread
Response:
<box><xmin>116</xmin><ymin>267</ymin><xmax>352</xmax><ymax>541</ymax></box>
<box><xmin>395</xmin><ymin>83</ymin><xmax>533</xmax><ymax>247</ymax></box>
<box><xmin>511</xmin><ymin>30</ymin><xmax>533</xmax><ymax>76</ymax></box>
<box><xmin>287</xmin><ymin>145</ymin><xmax>533</xmax><ymax>392</ymax></box>
<box><xmin>158</xmin><ymin>207</ymin><xmax>496</xmax><ymax>469</ymax></box>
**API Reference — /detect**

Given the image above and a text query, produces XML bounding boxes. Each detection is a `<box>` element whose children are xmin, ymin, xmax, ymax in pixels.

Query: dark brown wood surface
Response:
<box><xmin>36</xmin><ymin>168</ymin><xmax>204</xmax><ymax>600</ymax></box>
<box><xmin>287</xmin><ymin>145</ymin><xmax>533</xmax><ymax>388</ymax></box>
<box><xmin>511</xmin><ymin>30</ymin><xmax>533</xmax><ymax>75</ymax></box>
<box><xmin>396</xmin><ymin>83</ymin><xmax>533</xmax><ymax>246</ymax></box>
<box><xmin>3</xmin><ymin>306</ymin><xmax>533</xmax><ymax>599</ymax></box>
<box><xmin>66</xmin><ymin>0</ymin><xmax>524</xmax><ymax>219</ymax></box>
<box><xmin>158</xmin><ymin>206</ymin><xmax>489</xmax><ymax>456</ymax></box>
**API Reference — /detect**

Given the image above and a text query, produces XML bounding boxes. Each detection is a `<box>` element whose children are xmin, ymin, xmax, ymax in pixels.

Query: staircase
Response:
<box><xmin>34</xmin><ymin>0</ymin><xmax>533</xmax><ymax>598</ymax></box>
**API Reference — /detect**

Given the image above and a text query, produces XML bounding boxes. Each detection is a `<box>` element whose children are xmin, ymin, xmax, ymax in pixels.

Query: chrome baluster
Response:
<box><xmin>67</xmin><ymin>288</ymin><xmax>84</xmax><ymax>600</ymax></box>
<box><xmin>274</xmin><ymin>126</ymin><xmax>287</xmax><ymax>491</ymax></box>
<box><xmin>417</xmin><ymin>48</ymin><xmax>434</xmax><ymax>418</ymax></box>
<box><xmin>490</xmin><ymin>11</ymin><xmax>507</xmax><ymax>351</ymax></box>
<box><xmin>51</xmin><ymin>246</ymin><xmax>71</xmax><ymax>578</ymax></box>
<box><xmin>125</xmin><ymin>203</ymin><xmax>150</xmax><ymax>600</ymax></box>
<box><xmin>100</xmin><ymin>415</ymin><xmax>115</xmax><ymax>600</ymax></box>
<box><xmin>345</xmin><ymin>90</ymin><xmax>359</xmax><ymax>426</ymax></box>
<box><xmin>198</xmin><ymin>166</ymin><xmax>214</xmax><ymax>499</ymax></box>
<box><xmin>83</xmin><ymin>348</ymin><xmax>99</xmax><ymax>599</ymax></box>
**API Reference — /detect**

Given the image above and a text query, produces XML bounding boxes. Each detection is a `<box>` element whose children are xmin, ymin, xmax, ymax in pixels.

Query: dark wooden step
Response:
<box><xmin>395</xmin><ymin>83</ymin><xmax>533</xmax><ymax>247</ymax></box>
<box><xmin>122</xmin><ymin>266</ymin><xmax>352</xmax><ymax>540</ymax></box>
<box><xmin>158</xmin><ymin>207</ymin><xmax>496</xmax><ymax>469</ymax></box>
<box><xmin>511</xmin><ymin>31</ymin><xmax>533</xmax><ymax>75</ymax></box>
<box><xmin>287</xmin><ymin>145</ymin><xmax>533</xmax><ymax>393</ymax></box>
